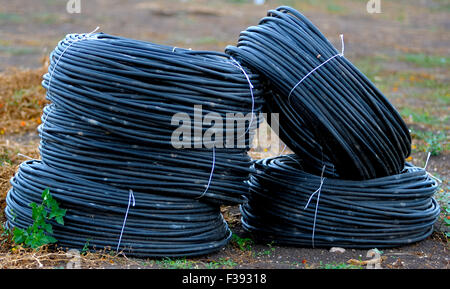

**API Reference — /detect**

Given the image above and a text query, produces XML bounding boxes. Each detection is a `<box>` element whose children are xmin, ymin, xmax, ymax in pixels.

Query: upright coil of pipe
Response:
<box><xmin>241</xmin><ymin>155</ymin><xmax>440</xmax><ymax>248</ymax></box>
<box><xmin>44</xmin><ymin>33</ymin><xmax>264</xmax><ymax>148</ymax></box>
<box><xmin>5</xmin><ymin>33</ymin><xmax>263</xmax><ymax>256</ymax></box>
<box><xmin>38</xmin><ymin>105</ymin><xmax>253</xmax><ymax>205</ymax></box>
<box><xmin>6</xmin><ymin>160</ymin><xmax>231</xmax><ymax>257</ymax></box>
<box><xmin>226</xmin><ymin>6</ymin><xmax>411</xmax><ymax>180</ymax></box>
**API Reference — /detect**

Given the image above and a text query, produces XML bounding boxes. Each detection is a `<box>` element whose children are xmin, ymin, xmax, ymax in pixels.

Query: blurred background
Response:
<box><xmin>0</xmin><ymin>0</ymin><xmax>448</xmax><ymax>269</ymax></box>
<box><xmin>1</xmin><ymin>0</ymin><xmax>448</xmax><ymax>170</ymax></box>
<box><xmin>0</xmin><ymin>0</ymin><xmax>449</xmax><ymax>70</ymax></box>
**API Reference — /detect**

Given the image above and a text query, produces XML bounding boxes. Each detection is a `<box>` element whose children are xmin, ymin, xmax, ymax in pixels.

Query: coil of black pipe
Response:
<box><xmin>43</xmin><ymin>33</ymin><xmax>264</xmax><ymax>147</ymax></box>
<box><xmin>38</xmin><ymin>104</ymin><xmax>253</xmax><ymax>205</ymax></box>
<box><xmin>6</xmin><ymin>160</ymin><xmax>231</xmax><ymax>257</ymax></box>
<box><xmin>5</xmin><ymin>33</ymin><xmax>263</xmax><ymax>256</ymax></box>
<box><xmin>241</xmin><ymin>155</ymin><xmax>440</xmax><ymax>248</ymax></box>
<box><xmin>225</xmin><ymin>6</ymin><xmax>411</xmax><ymax>180</ymax></box>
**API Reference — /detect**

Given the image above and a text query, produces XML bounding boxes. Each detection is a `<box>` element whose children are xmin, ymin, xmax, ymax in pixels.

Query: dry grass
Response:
<box><xmin>0</xmin><ymin>56</ymin><xmax>47</xmax><ymax>227</ymax></box>
<box><xmin>0</xmin><ymin>62</ymin><xmax>49</xmax><ymax>268</ymax></box>
<box><xmin>0</xmin><ymin>245</ymin><xmax>140</xmax><ymax>269</ymax></box>
<box><xmin>0</xmin><ymin>139</ymin><xmax>40</xmax><ymax>214</ymax></box>
<box><xmin>0</xmin><ymin>142</ymin><xmax>40</xmax><ymax>268</ymax></box>
<box><xmin>0</xmin><ymin>163</ymin><xmax>16</xmax><ymax>216</ymax></box>
<box><xmin>0</xmin><ymin>57</ymin><xmax>49</xmax><ymax>135</ymax></box>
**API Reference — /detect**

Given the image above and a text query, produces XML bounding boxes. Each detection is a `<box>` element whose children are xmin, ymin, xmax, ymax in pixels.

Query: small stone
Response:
<box><xmin>329</xmin><ymin>247</ymin><xmax>346</xmax><ymax>253</ymax></box>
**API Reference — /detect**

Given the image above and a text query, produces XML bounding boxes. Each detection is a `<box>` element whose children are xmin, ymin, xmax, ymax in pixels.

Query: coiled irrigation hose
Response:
<box><xmin>44</xmin><ymin>33</ymin><xmax>264</xmax><ymax>147</ymax></box>
<box><xmin>226</xmin><ymin>6</ymin><xmax>411</xmax><ymax>180</ymax></box>
<box><xmin>6</xmin><ymin>160</ymin><xmax>231</xmax><ymax>257</ymax></box>
<box><xmin>241</xmin><ymin>155</ymin><xmax>440</xmax><ymax>248</ymax></box>
<box><xmin>38</xmin><ymin>105</ymin><xmax>253</xmax><ymax>205</ymax></box>
<box><xmin>5</xmin><ymin>33</ymin><xmax>263</xmax><ymax>256</ymax></box>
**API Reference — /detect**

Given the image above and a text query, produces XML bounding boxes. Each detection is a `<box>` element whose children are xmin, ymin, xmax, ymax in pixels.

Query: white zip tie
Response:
<box><xmin>196</xmin><ymin>147</ymin><xmax>216</xmax><ymax>199</ymax></box>
<box><xmin>17</xmin><ymin>153</ymin><xmax>33</xmax><ymax>160</ymax></box>
<box><xmin>48</xmin><ymin>27</ymin><xmax>100</xmax><ymax>95</ymax></box>
<box><xmin>229</xmin><ymin>57</ymin><xmax>255</xmax><ymax>137</ymax></box>
<box><xmin>428</xmin><ymin>173</ymin><xmax>442</xmax><ymax>184</ymax></box>
<box><xmin>116</xmin><ymin>189</ymin><xmax>135</xmax><ymax>253</ymax></box>
<box><xmin>288</xmin><ymin>34</ymin><xmax>345</xmax><ymax>102</ymax></box>
<box><xmin>423</xmin><ymin>152</ymin><xmax>431</xmax><ymax>170</ymax></box>
<box><xmin>40</xmin><ymin>104</ymin><xmax>55</xmax><ymax>137</ymax></box>
<box><xmin>421</xmin><ymin>151</ymin><xmax>442</xmax><ymax>184</ymax></box>
<box><xmin>303</xmin><ymin>165</ymin><xmax>326</xmax><ymax>248</ymax></box>
<box><xmin>279</xmin><ymin>144</ymin><xmax>287</xmax><ymax>156</ymax></box>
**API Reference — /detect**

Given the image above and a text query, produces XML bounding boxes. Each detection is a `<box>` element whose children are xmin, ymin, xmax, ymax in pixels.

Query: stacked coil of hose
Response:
<box><xmin>44</xmin><ymin>33</ymin><xmax>264</xmax><ymax>147</ymax></box>
<box><xmin>38</xmin><ymin>105</ymin><xmax>252</xmax><ymax>205</ymax></box>
<box><xmin>6</xmin><ymin>161</ymin><xmax>231</xmax><ymax>257</ymax></box>
<box><xmin>241</xmin><ymin>155</ymin><xmax>440</xmax><ymax>248</ymax></box>
<box><xmin>6</xmin><ymin>33</ymin><xmax>262</xmax><ymax>256</ymax></box>
<box><xmin>226</xmin><ymin>6</ymin><xmax>411</xmax><ymax>180</ymax></box>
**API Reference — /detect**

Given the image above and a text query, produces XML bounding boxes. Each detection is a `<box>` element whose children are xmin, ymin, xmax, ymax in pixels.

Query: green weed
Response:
<box><xmin>1</xmin><ymin>223</ymin><xmax>11</xmax><ymax>245</ymax></box>
<box><xmin>434</xmin><ymin>185</ymin><xmax>449</xmax><ymax>239</ymax></box>
<box><xmin>13</xmin><ymin>188</ymin><xmax>66</xmax><ymax>249</ymax></box>
<box><xmin>257</xmin><ymin>241</ymin><xmax>276</xmax><ymax>256</ymax></box>
<box><xmin>81</xmin><ymin>239</ymin><xmax>91</xmax><ymax>255</ymax></box>
<box><xmin>231</xmin><ymin>233</ymin><xmax>253</xmax><ymax>251</ymax></box>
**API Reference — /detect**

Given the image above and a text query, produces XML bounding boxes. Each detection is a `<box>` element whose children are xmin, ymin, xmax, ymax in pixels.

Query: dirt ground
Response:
<box><xmin>0</xmin><ymin>0</ymin><xmax>448</xmax><ymax>269</ymax></box>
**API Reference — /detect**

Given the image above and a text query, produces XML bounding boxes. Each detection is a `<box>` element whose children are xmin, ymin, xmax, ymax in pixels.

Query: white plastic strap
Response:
<box><xmin>229</xmin><ymin>57</ymin><xmax>255</xmax><ymax>136</ymax></box>
<box><xmin>17</xmin><ymin>153</ymin><xmax>33</xmax><ymax>160</ymax></box>
<box><xmin>196</xmin><ymin>147</ymin><xmax>216</xmax><ymax>199</ymax></box>
<box><xmin>421</xmin><ymin>151</ymin><xmax>442</xmax><ymax>183</ymax></box>
<box><xmin>288</xmin><ymin>34</ymin><xmax>345</xmax><ymax>102</ymax></box>
<box><xmin>303</xmin><ymin>165</ymin><xmax>326</xmax><ymax>248</ymax></box>
<box><xmin>40</xmin><ymin>104</ymin><xmax>55</xmax><ymax>138</ymax></box>
<box><xmin>116</xmin><ymin>189</ymin><xmax>135</xmax><ymax>252</ymax></box>
<box><xmin>48</xmin><ymin>27</ymin><xmax>100</xmax><ymax>94</ymax></box>
<box><xmin>279</xmin><ymin>144</ymin><xmax>287</xmax><ymax>156</ymax></box>
<box><xmin>423</xmin><ymin>152</ymin><xmax>431</xmax><ymax>170</ymax></box>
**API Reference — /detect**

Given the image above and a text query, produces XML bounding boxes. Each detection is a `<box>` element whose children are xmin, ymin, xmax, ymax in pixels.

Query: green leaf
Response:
<box><xmin>55</xmin><ymin>215</ymin><xmax>64</xmax><ymax>225</ymax></box>
<box><xmin>13</xmin><ymin>228</ymin><xmax>26</xmax><ymax>244</ymax></box>
<box><xmin>30</xmin><ymin>202</ymin><xmax>38</xmax><ymax>219</ymax></box>
<box><xmin>42</xmin><ymin>223</ymin><xmax>53</xmax><ymax>234</ymax></box>
<box><xmin>12</xmin><ymin>188</ymin><xmax>66</xmax><ymax>249</ymax></box>
<box><xmin>41</xmin><ymin>188</ymin><xmax>50</xmax><ymax>202</ymax></box>
<box><xmin>40</xmin><ymin>235</ymin><xmax>56</xmax><ymax>246</ymax></box>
